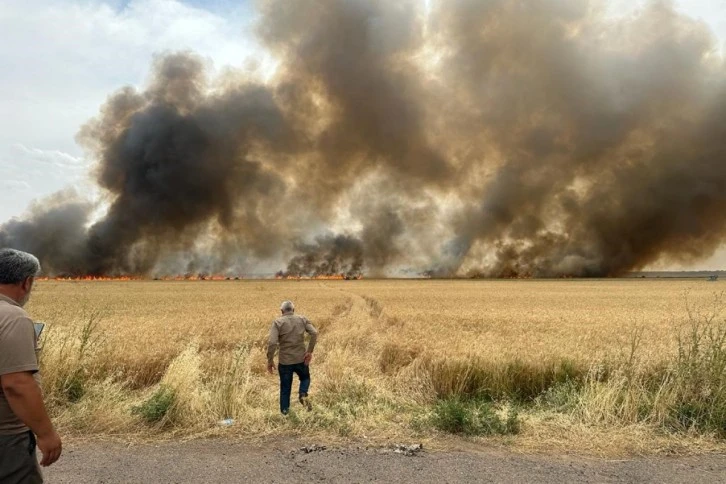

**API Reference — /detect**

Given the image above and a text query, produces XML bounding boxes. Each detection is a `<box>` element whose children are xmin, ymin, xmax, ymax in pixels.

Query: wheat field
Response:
<box><xmin>26</xmin><ymin>279</ymin><xmax>726</xmax><ymax>455</ymax></box>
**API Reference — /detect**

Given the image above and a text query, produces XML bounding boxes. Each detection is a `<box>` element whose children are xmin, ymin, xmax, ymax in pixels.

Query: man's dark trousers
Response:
<box><xmin>0</xmin><ymin>431</ymin><xmax>43</xmax><ymax>483</ymax></box>
<box><xmin>278</xmin><ymin>362</ymin><xmax>310</xmax><ymax>414</ymax></box>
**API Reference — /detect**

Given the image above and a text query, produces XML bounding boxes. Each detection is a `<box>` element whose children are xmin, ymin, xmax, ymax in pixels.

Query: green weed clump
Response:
<box><xmin>431</xmin><ymin>397</ymin><xmax>519</xmax><ymax>436</ymax></box>
<box><xmin>133</xmin><ymin>386</ymin><xmax>176</xmax><ymax>424</ymax></box>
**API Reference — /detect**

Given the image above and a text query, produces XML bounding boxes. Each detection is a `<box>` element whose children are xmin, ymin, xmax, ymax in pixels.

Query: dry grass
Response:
<box><xmin>26</xmin><ymin>279</ymin><xmax>726</xmax><ymax>455</ymax></box>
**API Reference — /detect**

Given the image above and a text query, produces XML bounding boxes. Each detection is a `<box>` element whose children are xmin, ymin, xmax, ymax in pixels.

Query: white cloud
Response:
<box><xmin>0</xmin><ymin>180</ymin><xmax>31</xmax><ymax>192</ymax></box>
<box><xmin>13</xmin><ymin>144</ymin><xmax>86</xmax><ymax>169</ymax></box>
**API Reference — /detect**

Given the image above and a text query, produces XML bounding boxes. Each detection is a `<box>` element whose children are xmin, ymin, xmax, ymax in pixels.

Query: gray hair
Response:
<box><xmin>0</xmin><ymin>248</ymin><xmax>41</xmax><ymax>285</ymax></box>
<box><xmin>280</xmin><ymin>300</ymin><xmax>295</xmax><ymax>313</ymax></box>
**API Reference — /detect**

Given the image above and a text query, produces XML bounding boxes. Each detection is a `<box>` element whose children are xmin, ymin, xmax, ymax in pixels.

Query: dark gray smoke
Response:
<box><xmin>0</xmin><ymin>190</ymin><xmax>91</xmax><ymax>276</ymax></box>
<box><xmin>2</xmin><ymin>0</ymin><xmax>726</xmax><ymax>277</ymax></box>
<box><xmin>279</xmin><ymin>234</ymin><xmax>363</xmax><ymax>278</ymax></box>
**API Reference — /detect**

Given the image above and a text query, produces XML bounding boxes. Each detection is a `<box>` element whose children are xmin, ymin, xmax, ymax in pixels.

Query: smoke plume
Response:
<box><xmin>280</xmin><ymin>235</ymin><xmax>363</xmax><ymax>278</ymax></box>
<box><xmin>2</xmin><ymin>0</ymin><xmax>726</xmax><ymax>277</ymax></box>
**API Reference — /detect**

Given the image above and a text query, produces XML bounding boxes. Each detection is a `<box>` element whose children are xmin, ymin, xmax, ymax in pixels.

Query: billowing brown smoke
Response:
<box><xmin>2</xmin><ymin>0</ymin><xmax>726</xmax><ymax>277</ymax></box>
<box><xmin>279</xmin><ymin>234</ymin><xmax>363</xmax><ymax>278</ymax></box>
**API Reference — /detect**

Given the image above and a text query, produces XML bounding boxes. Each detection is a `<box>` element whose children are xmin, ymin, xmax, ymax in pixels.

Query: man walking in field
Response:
<box><xmin>267</xmin><ymin>300</ymin><xmax>318</xmax><ymax>414</ymax></box>
<box><xmin>0</xmin><ymin>248</ymin><xmax>62</xmax><ymax>483</ymax></box>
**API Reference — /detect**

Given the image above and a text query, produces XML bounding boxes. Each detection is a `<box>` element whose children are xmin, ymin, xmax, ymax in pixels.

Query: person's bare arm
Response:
<box><xmin>1</xmin><ymin>372</ymin><xmax>62</xmax><ymax>466</ymax></box>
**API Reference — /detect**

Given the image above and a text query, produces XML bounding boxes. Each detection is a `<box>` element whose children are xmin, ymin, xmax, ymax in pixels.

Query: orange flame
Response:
<box><xmin>36</xmin><ymin>274</ymin><xmax>242</xmax><ymax>282</ymax></box>
<box><xmin>36</xmin><ymin>276</ymin><xmax>139</xmax><ymax>282</ymax></box>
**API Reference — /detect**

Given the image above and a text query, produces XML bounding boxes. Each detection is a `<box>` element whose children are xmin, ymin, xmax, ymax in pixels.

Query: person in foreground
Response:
<box><xmin>267</xmin><ymin>300</ymin><xmax>318</xmax><ymax>414</ymax></box>
<box><xmin>0</xmin><ymin>248</ymin><xmax>62</xmax><ymax>484</ymax></box>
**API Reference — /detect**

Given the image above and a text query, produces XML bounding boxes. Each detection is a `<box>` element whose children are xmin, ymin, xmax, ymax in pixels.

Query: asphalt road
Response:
<box><xmin>42</xmin><ymin>439</ymin><xmax>726</xmax><ymax>483</ymax></box>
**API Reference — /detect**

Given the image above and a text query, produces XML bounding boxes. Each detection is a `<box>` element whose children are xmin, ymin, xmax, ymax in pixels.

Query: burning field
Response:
<box><xmin>2</xmin><ymin>0</ymin><xmax>726</xmax><ymax>279</ymax></box>
<box><xmin>36</xmin><ymin>274</ymin><xmax>240</xmax><ymax>282</ymax></box>
<box><xmin>35</xmin><ymin>273</ymin><xmax>359</xmax><ymax>281</ymax></box>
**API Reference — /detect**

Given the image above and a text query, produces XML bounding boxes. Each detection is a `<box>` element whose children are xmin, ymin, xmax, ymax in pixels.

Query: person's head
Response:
<box><xmin>0</xmin><ymin>248</ymin><xmax>41</xmax><ymax>307</ymax></box>
<box><xmin>280</xmin><ymin>300</ymin><xmax>295</xmax><ymax>315</ymax></box>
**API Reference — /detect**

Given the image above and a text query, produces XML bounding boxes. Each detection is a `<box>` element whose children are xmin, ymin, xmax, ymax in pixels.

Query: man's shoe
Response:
<box><xmin>299</xmin><ymin>393</ymin><xmax>312</xmax><ymax>411</ymax></box>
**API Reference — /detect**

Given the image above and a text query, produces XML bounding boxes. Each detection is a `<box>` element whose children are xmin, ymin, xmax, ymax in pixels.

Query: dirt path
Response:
<box><xmin>44</xmin><ymin>439</ymin><xmax>726</xmax><ymax>483</ymax></box>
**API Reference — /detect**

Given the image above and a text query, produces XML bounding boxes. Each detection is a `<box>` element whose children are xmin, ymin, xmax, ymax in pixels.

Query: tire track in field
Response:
<box><xmin>318</xmin><ymin>281</ymin><xmax>386</xmax><ymax>323</ymax></box>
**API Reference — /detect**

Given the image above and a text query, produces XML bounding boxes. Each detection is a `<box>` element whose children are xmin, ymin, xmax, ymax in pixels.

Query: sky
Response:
<box><xmin>1</xmin><ymin>0</ymin><xmax>726</xmax><ymax>270</ymax></box>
